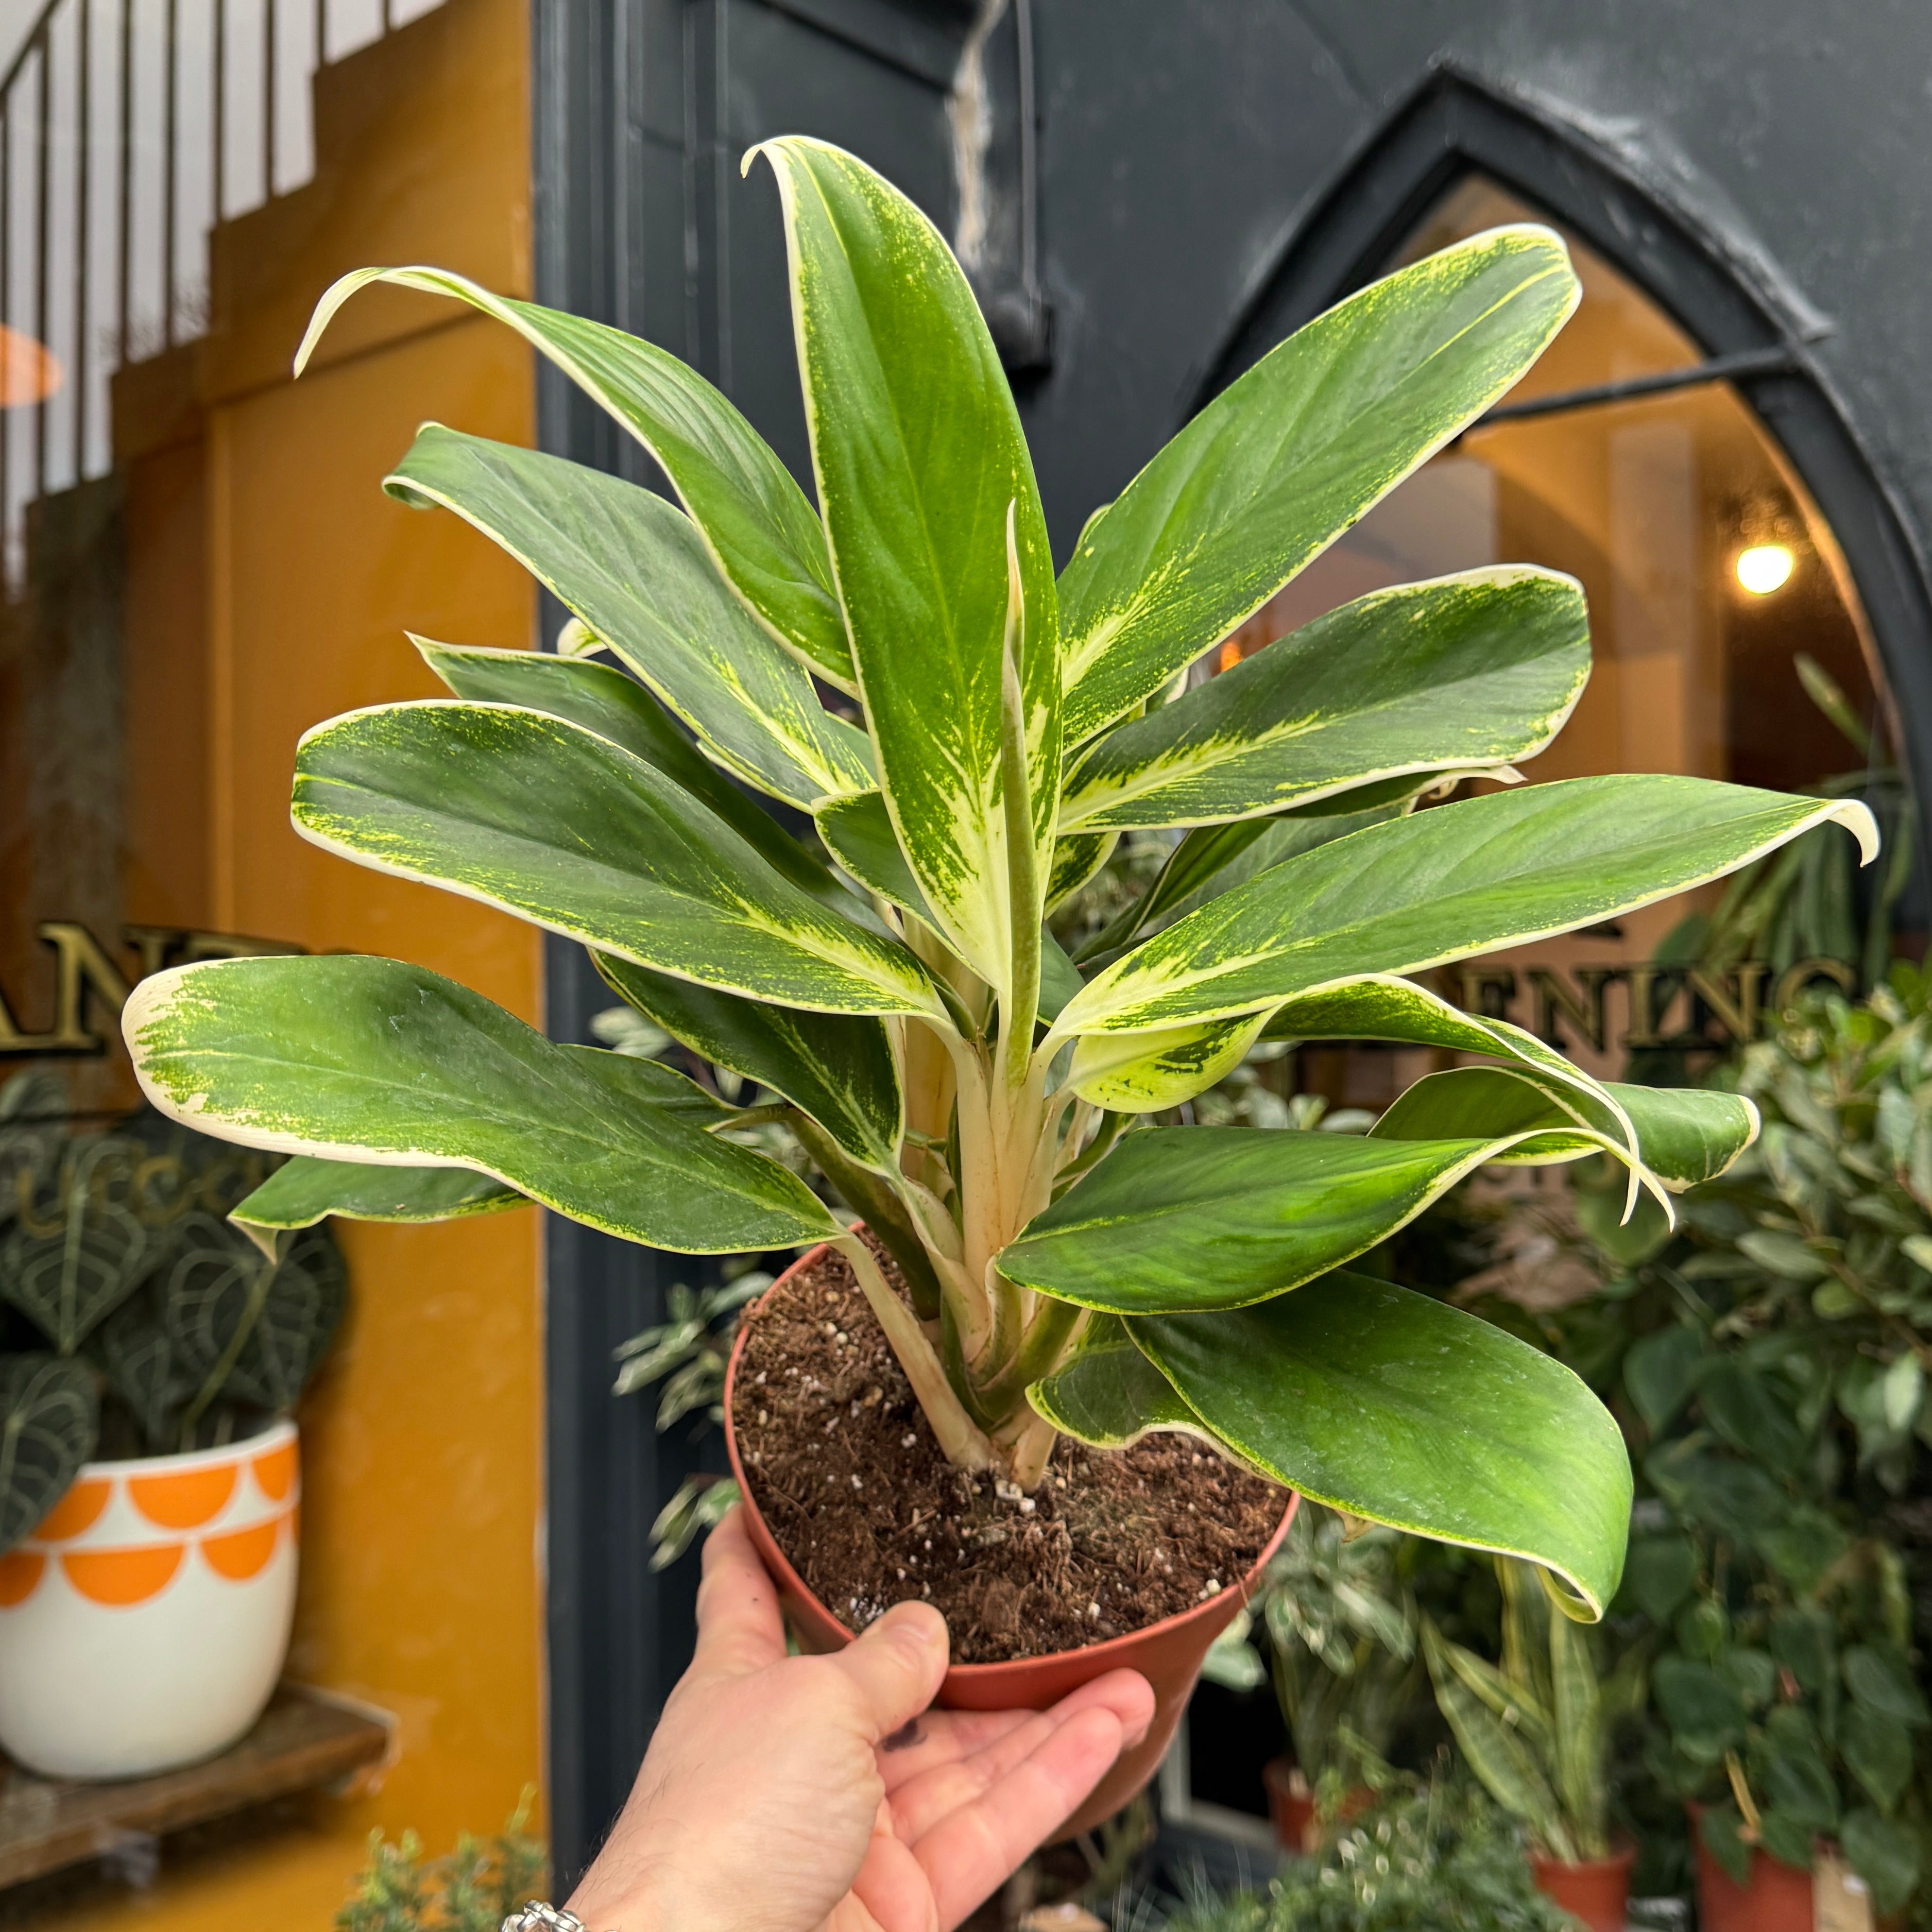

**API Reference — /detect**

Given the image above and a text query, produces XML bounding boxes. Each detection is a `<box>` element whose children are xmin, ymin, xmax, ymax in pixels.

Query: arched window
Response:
<box><xmin>1216</xmin><ymin>174</ymin><xmax>1918</xmax><ymax>1089</ymax></box>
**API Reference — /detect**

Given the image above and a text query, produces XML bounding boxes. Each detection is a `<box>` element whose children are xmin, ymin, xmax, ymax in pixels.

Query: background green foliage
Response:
<box><xmin>334</xmin><ymin>1795</ymin><xmax>544</xmax><ymax>1932</ymax></box>
<box><xmin>1157</xmin><ymin>1776</ymin><xmax>1575</xmax><ymax>1932</ymax></box>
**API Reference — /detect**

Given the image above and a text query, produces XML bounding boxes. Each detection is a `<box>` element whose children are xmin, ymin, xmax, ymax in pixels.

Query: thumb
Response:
<box><xmin>825</xmin><ymin>1600</ymin><xmax>950</xmax><ymax>1742</ymax></box>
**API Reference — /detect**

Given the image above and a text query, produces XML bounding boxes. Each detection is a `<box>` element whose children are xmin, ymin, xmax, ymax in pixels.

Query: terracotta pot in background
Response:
<box><xmin>1690</xmin><ymin>1809</ymin><xmax>1813</xmax><ymax>1932</ymax></box>
<box><xmin>1261</xmin><ymin>1758</ymin><xmax>1373</xmax><ymax>1854</ymax></box>
<box><xmin>0</xmin><ymin>1417</ymin><xmax>299</xmax><ymax>1777</ymax></box>
<box><xmin>1530</xmin><ymin>1846</ymin><xmax>1633</xmax><ymax>1932</ymax></box>
<box><xmin>723</xmin><ymin>1250</ymin><xmax>1297</xmax><ymax>1839</ymax></box>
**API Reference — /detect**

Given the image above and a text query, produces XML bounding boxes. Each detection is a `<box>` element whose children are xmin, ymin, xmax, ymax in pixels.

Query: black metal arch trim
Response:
<box><xmin>1199</xmin><ymin>62</ymin><xmax>1932</xmax><ymax>826</ymax></box>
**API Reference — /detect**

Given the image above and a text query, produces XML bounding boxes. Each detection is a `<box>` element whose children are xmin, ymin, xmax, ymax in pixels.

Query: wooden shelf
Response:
<box><xmin>0</xmin><ymin>1688</ymin><xmax>390</xmax><ymax>1891</ymax></box>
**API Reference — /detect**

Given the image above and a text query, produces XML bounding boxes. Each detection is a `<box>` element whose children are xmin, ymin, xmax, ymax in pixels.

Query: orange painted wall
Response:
<box><xmin>39</xmin><ymin>0</ymin><xmax>546</xmax><ymax>1922</ymax></box>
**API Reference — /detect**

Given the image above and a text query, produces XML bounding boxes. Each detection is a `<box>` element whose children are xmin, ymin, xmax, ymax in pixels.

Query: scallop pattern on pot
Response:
<box><xmin>0</xmin><ymin>1424</ymin><xmax>301</xmax><ymax>1609</ymax></box>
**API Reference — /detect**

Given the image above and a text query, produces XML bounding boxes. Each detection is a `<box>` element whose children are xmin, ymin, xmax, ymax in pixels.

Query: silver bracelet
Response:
<box><xmin>501</xmin><ymin>1905</ymin><xmax>589</xmax><ymax>1932</ymax></box>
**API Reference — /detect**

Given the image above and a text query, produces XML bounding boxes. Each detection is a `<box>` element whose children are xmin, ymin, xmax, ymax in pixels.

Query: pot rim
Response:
<box><xmin>1528</xmin><ymin>1843</ymin><xmax>1637</xmax><ymax>1875</ymax></box>
<box><xmin>724</xmin><ymin>1239</ymin><xmax>1295</xmax><ymax>1681</ymax></box>
<box><xmin>74</xmin><ymin>1412</ymin><xmax>296</xmax><ymax>1481</ymax></box>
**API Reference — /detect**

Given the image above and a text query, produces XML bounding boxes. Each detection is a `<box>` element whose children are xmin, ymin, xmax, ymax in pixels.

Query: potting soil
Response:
<box><xmin>731</xmin><ymin>1242</ymin><xmax>1284</xmax><ymax>1664</ymax></box>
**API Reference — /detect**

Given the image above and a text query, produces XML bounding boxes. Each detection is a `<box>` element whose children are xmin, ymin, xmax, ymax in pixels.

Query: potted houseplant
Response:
<box><xmin>1554</xmin><ymin>970</ymin><xmax>1932</xmax><ymax>1927</ymax></box>
<box><xmin>122</xmin><ymin>139</ymin><xmax>1874</xmax><ymax>1830</ymax></box>
<box><xmin>1635</xmin><ymin>1389</ymin><xmax>1926</xmax><ymax>1929</ymax></box>
<box><xmin>1222</xmin><ymin>1500</ymin><xmax>1418</xmax><ymax>1852</ymax></box>
<box><xmin>1424</xmin><ymin>1555</ymin><xmax>1646</xmax><ymax>1931</ymax></box>
<box><xmin>1165</xmin><ymin>1773</ymin><xmax>1579</xmax><ymax>1932</ymax></box>
<box><xmin>0</xmin><ymin>1073</ymin><xmax>342</xmax><ymax>1777</ymax></box>
<box><xmin>1639</xmin><ymin>1488</ymin><xmax>1922</xmax><ymax>1932</ymax></box>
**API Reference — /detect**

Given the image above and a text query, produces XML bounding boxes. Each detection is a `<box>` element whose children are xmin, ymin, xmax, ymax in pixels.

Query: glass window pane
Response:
<box><xmin>1222</xmin><ymin>175</ymin><xmax>1908</xmax><ymax>1080</ymax></box>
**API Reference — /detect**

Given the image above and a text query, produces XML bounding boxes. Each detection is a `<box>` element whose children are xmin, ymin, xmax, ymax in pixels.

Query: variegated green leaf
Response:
<box><xmin>751</xmin><ymin>136</ymin><xmax>1059</xmax><ymax>995</ymax></box>
<box><xmin>299</xmin><ymin>268</ymin><xmax>852</xmax><ymax>686</ymax></box>
<box><xmin>594</xmin><ymin>951</ymin><xmax>902</xmax><ymax>1174</ymax></box>
<box><xmin>232</xmin><ymin>1157</ymin><xmax>522</xmax><ymax>1234</ymax></box>
<box><xmin>1548</xmin><ymin>1593</ymin><xmax>1609</xmax><ymax>1853</ymax></box>
<box><xmin>1054</xmin><ymin>778</ymin><xmax>1877</xmax><ymax>1040</ymax></box>
<box><xmin>388</xmin><ymin>426</ymin><xmax>870</xmax><ymax>808</ymax></box>
<box><xmin>1424</xmin><ymin>1621</ymin><xmax>1574</xmax><ymax>1852</ymax></box>
<box><xmin>817</xmin><ymin>791</ymin><xmax>936</xmax><ymax>921</ymax></box>
<box><xmin>1130</xmin><ymin>1272</ymin><xmax>1632</xmax><ymax>1617</ymax></box>
<box><xmin>293</xmin><ymin>702</ymin><xmax>943</xmax><ymax>1019</ymax></box>
<box><xmin>124</xmin><ymin>956</ymin><xmax>840</xmax><ymax>1253</ymax></box>
<box><xmin>1059</xmin><ymin>568</ymin><xmax>1588</xmax><ymax>831</ymax></box>
<box><xmin>1066</xmin><ymin>965</ymin><xmax>1643</xmax><ymax>1119</ymax></box>
<box><xmin>1261</xmin><ymin>973</ymin><xmax>1580</xmax><ymax>1063</ymax></box>
<box><xmin>1068</xmin><ymin>1014</ymin><xmax>1267</xmax><ymax>1113</ymax></box>
<box><xmin>1072</xmin><ymin>798</ymin><xmax>1408</xmax><ymax>965</ymax></box>
<box><xmin>1046</xmin><ymin>832</ymin><xmax>1118</xmax><ymax>913</ymax></box>
<box><xmin>1025</xmin><ymin>1312</ymin><xmax>1211</xmax><ymax>1449</ymax></box>
<box><xmin>1000</xmin><ymin>1122</ymin><xmax>1640</xmax><ymax>1315</ymax></box>
<box><xmin>414</xmin><ymin>638</ymin><xmax>878</xmax><ymax>925</ymax></box>
<box><xmin>1058</xmin><ymin>226</ymin><xmax>1580</xmax><ymax>739</ymax></box>
<box><xmin>1373</xmin><ymin>1068</ymin><xmax>1759</xmax><ymax>1189</ymax></box>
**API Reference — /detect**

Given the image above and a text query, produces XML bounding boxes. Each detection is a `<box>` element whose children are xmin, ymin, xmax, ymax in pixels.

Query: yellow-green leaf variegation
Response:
<box><xmin>129</xmin><ymin>143</ymin><xmax>1882</xmax><ymax>1617</ymax></box>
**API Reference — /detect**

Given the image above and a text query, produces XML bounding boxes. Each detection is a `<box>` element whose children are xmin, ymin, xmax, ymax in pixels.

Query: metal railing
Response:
<box><xmin>0</xmin><ymin>0</ymin><xmax>440</xmax><ymax>582</ymax></box>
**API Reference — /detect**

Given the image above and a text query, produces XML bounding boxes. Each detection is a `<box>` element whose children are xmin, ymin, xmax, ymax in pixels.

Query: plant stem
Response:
<box><xmin>974</xmin><ymin>1294</ymin><xmax>1084</xmax><ymax>1421</ymax></box>
<box><xmin>835</xmin><ymin>1232</ymin><xmax>996</xmax><ymax>1471</ymax></box>
<box><xmin>1004</xmin><ymin>1412</ymin><xmax>1059</xmax><ymax>1490</ymax></box>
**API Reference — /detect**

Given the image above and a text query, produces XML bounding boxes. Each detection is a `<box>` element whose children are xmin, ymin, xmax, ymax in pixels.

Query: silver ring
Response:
<box><xmin>501</xmin><ymin>1905</ymin><xmax>589</xmax><ymax>1932</ymax></box>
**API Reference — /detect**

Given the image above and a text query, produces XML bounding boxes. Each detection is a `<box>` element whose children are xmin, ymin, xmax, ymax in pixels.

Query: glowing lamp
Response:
<box><xmin>1735</xmin><ymin>543</ymin><xmax>1794</xmax><ymax>596</ymax></box>
<box><xmin>0</xmin><ymin>324</ymin><xmax>61</xmax><ymax>406</ymax></box>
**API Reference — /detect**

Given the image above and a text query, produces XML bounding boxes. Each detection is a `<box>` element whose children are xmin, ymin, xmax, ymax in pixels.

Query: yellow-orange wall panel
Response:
<box><xmin>33</xmin><ymin>0</ymin><xmax>544</xmax><ymax>1918</ymax></box>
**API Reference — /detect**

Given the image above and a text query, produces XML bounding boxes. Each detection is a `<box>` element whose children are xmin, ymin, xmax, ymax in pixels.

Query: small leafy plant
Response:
<box><xmin>1227</xmin><ymin>1502</ymin><xmax>1420</xmax><ymax>1805</ymax></box>
<box><xmin>1637</xmin><ymin>1495</ymin><xmax>1923</xmax><ymax>1916</ymax></box>
<box><xmin>1159</xmin><ymin>1773</ymin><xmax>1575</xmax><ymax>1932</ymax></box>
<box><xmin>123</xmin><ymin>138</ymin><xmax>1876</xmax><ymax>1618</ymax></box>
<box><xmin>612</xmin><ymin>1259</ymin><xmax>770</xmax><ymax>1567</ymax></box>
<box><xmin>1424</xmin><ymin>1556</ymin><xmax>1644</xmax><ymax>1866</ymax></box>
<box><xmin>335</xmin><ymin>1793</ymin><xmax>545</xmax><ymax>1932</ymax></box>
<box><xmin>1546</xmin><ymin>969</ymin><xmax>1932</xmax><ymax>1913</ymax></box>
<box><xmin>0</xmin><ymin>1072</ymin><xmax>343</xmax><ymax>1550</ymax></box>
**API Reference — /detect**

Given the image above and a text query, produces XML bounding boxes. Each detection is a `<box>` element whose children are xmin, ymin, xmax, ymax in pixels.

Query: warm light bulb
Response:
<box><xmin>1735</xmin><ymin>543</ymin><xmax>1794</xmax><ymax>595</ymax></box>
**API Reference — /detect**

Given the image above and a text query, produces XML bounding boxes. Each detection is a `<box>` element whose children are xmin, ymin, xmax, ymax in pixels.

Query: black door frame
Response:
<box><xmin>1202</xmin><ymin>62</ymin><xmax>1932</xmax><ymax>835</ymax></box>
<box><xmin>529</xmin><ymin>0</ymin><xmax>972</xmax><ymax>1884</ymax></box>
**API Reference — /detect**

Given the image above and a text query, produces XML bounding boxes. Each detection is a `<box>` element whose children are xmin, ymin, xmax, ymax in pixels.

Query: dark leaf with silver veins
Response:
<box><xmin>163</xmin><ymin>1216</ymin><xmax>347</xmax><ymax>1414</ymax></box>
<box><xmin>0</xmin><ymin>1357</ymin><xmax>98</xmax><ymax>1555</ymax></box>
<box><xmin>0</xmin><ymin>1140</ymin><xmax>154</xmax><ymax>1353</ymax></box>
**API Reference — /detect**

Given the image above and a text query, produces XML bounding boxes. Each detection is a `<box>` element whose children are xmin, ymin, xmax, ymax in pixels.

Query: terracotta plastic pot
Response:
<box><xmin>1689</xmin><ymin>1806</ymin><xmax>1814</xmax><ymax>1932</ymax></box>
<box><xmin>1262</xmin><ymin>1758</ymin><xmax>1372</xmax><ymax>1853</ymax></box>
<box><xmin>0</xmin><ymin>1417</ymin><xmax>300</xmax><ymax>1777</ymax></box>
<box><xmin>1530</xmin><ymin>1846</ymin><xmax>1633</xmax><ymax>1932</ymax></box>
<box><xmin>723</xmin><ymin>1245</ymin><xmax>1297</xmax><ymax>1839</ymax></box>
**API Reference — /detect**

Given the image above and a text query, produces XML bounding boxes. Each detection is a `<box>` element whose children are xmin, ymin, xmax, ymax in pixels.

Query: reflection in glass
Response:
<box><xmin>1222</xmin><ymin>177</ymin><xmax>1911</xmax><ymax>1085</ymax></box>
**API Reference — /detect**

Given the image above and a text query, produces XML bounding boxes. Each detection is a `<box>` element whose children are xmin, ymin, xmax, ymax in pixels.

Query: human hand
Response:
<box><xmin>565</xmin><ymin>1504</ymin><xmax>1154</xmax><ymax>1932</ymax></box>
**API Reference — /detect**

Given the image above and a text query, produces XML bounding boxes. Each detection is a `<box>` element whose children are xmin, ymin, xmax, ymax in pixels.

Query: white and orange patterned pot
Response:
<box><xmin>0</xmin><ymin>1418</ymin><xmax>300</xmax><ymax>1777</ymax></box>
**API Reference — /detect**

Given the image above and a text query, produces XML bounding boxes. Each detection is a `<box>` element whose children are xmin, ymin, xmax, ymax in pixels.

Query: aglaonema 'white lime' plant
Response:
<box><xmin>122</xmin><ymin>139</ymin><xmax>1875</xmax><ymax>1621</ymax></box>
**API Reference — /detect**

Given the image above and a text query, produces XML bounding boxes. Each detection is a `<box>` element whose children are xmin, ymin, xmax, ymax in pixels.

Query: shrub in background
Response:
<box><xmin>1156</xmin><ymin>1774</ymin><xmax>1575</xmax><ymax>1932</ymax></box>
<box><xmin>335</xmin><ymin>1796</ymin><xmax>545</xmax><ymax>1932</ymax></box>
<box><xmin>1550</xmin><ymin>969</ymin><xmax>1932</xmax><ymax>1916</ymax></box>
